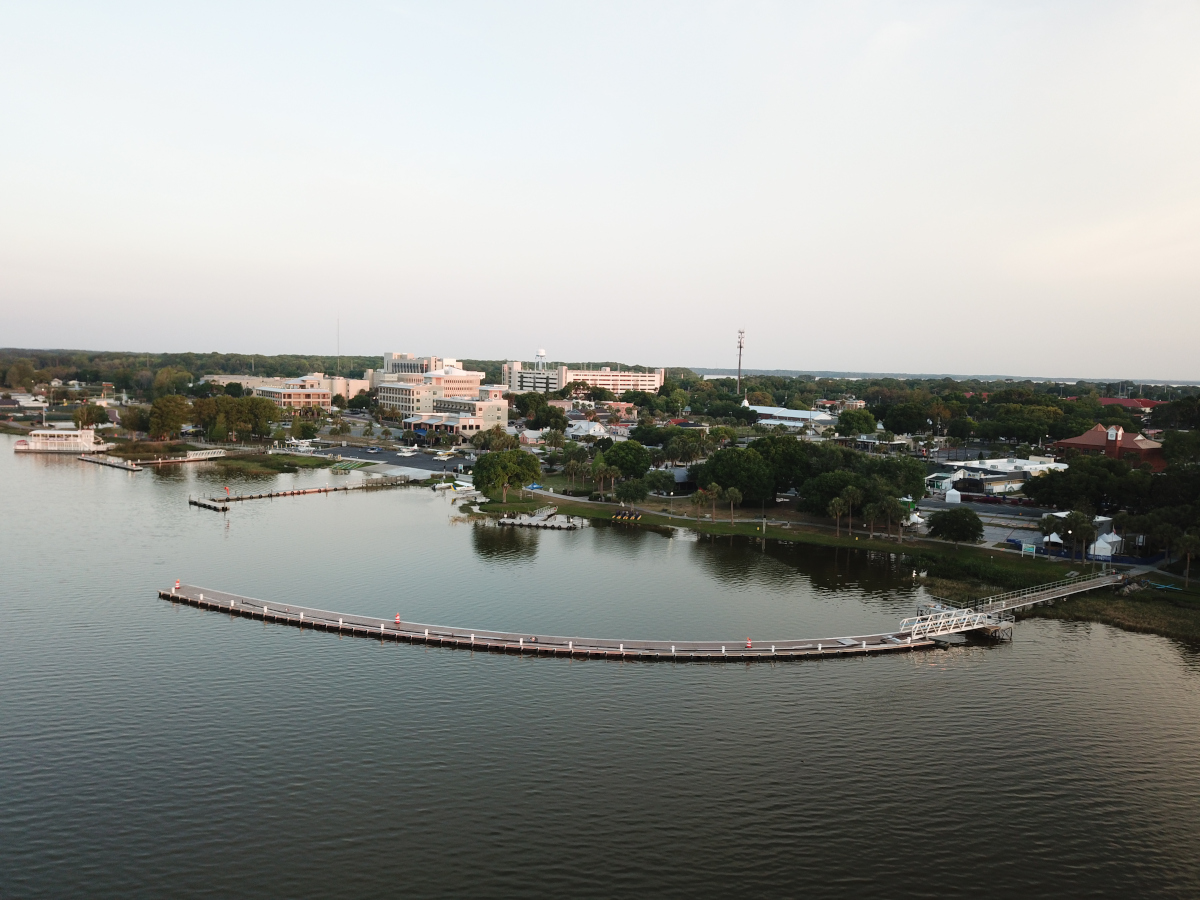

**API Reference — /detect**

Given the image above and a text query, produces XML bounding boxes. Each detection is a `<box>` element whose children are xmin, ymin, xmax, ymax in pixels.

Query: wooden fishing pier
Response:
<box><xmin>160</xmin><ymin>583</ymin><xmax>934</xmax><ymax>661</ymax></box>
<box><xmin>160</xmin><ymin>572</ymin><xmax>1122</xmax><ymax>663</ymax></box>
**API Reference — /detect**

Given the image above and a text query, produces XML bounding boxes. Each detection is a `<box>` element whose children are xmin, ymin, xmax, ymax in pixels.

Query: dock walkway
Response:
<box><xmin>160</xmin><ymin>584</ymin><xmax>933</xmax><ymax>662</ymax></box>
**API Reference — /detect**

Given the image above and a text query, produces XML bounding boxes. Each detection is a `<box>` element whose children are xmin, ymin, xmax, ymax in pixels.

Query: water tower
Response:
<box><xmin>535</xmin><ymin>348</ymin><xmax>547</xmax><ymax>371</ymax></box>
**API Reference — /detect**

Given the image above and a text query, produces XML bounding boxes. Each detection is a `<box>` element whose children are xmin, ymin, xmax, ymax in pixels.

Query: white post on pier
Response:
<box><xmin>818</xmin><ymin>643</ymin><xmax>822</xmax><ymax>652</ymax></box>
<box><xmin>425</xmin><ymin>629</ymin><xmax>429</xmax><ymax>637</ymax></box>
<box><xmin>568</xmin><ymin>641</ymin><xmax>573</xmax><ymax>650</ymax></box>
<box><xmin>381</xmin><ymin>623</ymin><xmax>384</xmax><ymax>634</ymax></box>
<box><xmin>338</xmin><ymin>618</ymin><xmax>342</xmax><ymax>628</ymax></box>
<box><xmin>721</xmin><ymin>646</ymin><xmax>726</xmax><ymax>654</ymax></box>
<box><xmin>471</xmin><ymin>634</ymin><xmax>475</xmax><ymax>644</ymax></box>
<box><xmin>299</xmin><ymin>612</ymin><xmax>303</xmax><ymax>622</ymax></box>
<box><xmin>619</xmin><ymin>643</ymin><xmax>623</xmax><ymax>652</ymax></box>
<box><xmin>671</xmin><ymin>645</ymin><xmax>675</xmax><ymax>654</ymax></box>
<box><xmin>520</xmin><ymin>638</ymin><xmax>524</xmax><ymax>648</ymax></box>
<box><xmin>771</xmin><ymin>645</ymin><xmax>775</xmax><ymax>654</ymax></box>
<box><xmin>199</xmin><ymin>593</ymin><xmax>203</xmax><ymax>602</ymax></box>
<box><xmin>862</xmin><ymin>641</ymin><xmax>866</xmax><ymax>650</ymax></box>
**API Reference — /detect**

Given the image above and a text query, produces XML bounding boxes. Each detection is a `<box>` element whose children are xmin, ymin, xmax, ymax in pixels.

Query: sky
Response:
<box><xmin>1</xmin><ymin>1</ymin><xmax>1198</xmax><ymax>380</ymax></box>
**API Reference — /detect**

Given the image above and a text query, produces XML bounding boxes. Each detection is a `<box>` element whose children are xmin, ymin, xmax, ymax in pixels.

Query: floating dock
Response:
<box><xmin>209</xmin><ymin>477</ymin><xmax>408</xmax><ymax>504</ymax></box>
<box><xmin>79</xmin><ymin>455</ymin><xmax>142</xmax><ymax>471</ymax></box>
<box><xmin>159</xmin><ymin>583</ymin><xmax>934</xmax><ymax>661</ymax></box>
<box><xmin>189</xmin><ymin>499</ymin><xmax>229</xmax><ymax>513</ymax></box>
<box><xmin>497</xmin><ymin>506</ymin><xmax>586</xmax><ymax>530</ymax></box>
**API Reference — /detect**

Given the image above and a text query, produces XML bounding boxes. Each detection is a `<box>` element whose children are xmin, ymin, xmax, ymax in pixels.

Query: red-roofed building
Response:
<box><xmin>1054</xmin><ymin>424</ymin><xmax>1166</xmax><ymax>471</ymax></box>
<box><xmin>1098</xmin><ymin>397</ymin><xmax>1165</xmax><ymax>415</ymax></box>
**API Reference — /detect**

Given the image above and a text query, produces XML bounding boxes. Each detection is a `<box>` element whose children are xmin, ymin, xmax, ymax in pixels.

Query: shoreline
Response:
<box><xmin>475</xmin><ymin>492</ymin><xmax>1200</xmax><ymax>645</ymax></box>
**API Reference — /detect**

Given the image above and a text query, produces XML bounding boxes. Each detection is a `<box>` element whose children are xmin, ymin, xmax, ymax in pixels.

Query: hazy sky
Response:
<box><xmin>2</xmin><ymin>2</ymin><xmax>1198</xmax><ymax>380</ymax></box>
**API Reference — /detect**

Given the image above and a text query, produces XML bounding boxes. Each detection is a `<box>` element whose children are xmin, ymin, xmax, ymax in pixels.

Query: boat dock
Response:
<box><xmin>135</xmin><ymin>449</ymin><xmax>229</xmax><ymax>466</ymax></box>
<box><xmin>159</xmin><ymin>583</ymin><xmax>933</xmax><ymax>661</ymax></box>
<box><xmin>209</xmin><ymin>477</ymin><xmax>407</xmax><ymax>504</ymax></box>
<box><xmin>80</xmin><ymin>455</ymin><xmax>142</xmax><ymax>472</ymax></box>
<box><xmin>497</xmin><ymin>506</ymin><xmax>587</xmax><ymax>530</ymax></box>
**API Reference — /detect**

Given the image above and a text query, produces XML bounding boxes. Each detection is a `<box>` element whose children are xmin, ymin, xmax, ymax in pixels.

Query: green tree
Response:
<box><xmin>152</xmin><ymin>367</ymin><xmax>192</xmax><ymax>398</ymax></box>
<box><xmin>291</xmin><ymin>419</ymin><xmax>319</xmax><ymax>440</ymax></box>
<box><xmin>605</xmin><ymin>440</ymin><xmax>651</xmax><ymax>479</ymax></box>
<box><xmin>688</xmin><ymin>447</ymin><xmax>774</xmax><ymax>507</ymax></box>
<box><xmin>1178</xmin><ymin>534</ymin><xmax>1200</xmax><ymax>588</ymax></box>
<box><xmin>878</xmin><ymin>496</ymin><xmax>907</xmax><ymax>541</ymax></box>
<box><xmin>615</xmin><ymin>478</ymin><xmax>649</xmax><ymax>503</ymax></box>
<box><xmin>148</xmin><ymin>395</ymin><xmax>190</xmax><ymax>439</ymax></box>
<box><xmin>827</xmin><ymin>496</ymin><xmax>848</xmax><ymax>537</ymax></box>
<box><xmin>5</xmin><ymin>359</ymin><xmax>36</xmax><ymax>390</ymax></box>
<box><xmin>120</xmin><ymin>405</ymin><xmax>151</xmax><ymax>436</ymax></box>
<box><xmin>472</xmin><ymin>449</ymin><xmax>541</xmax><ymax>502</ymax></box>
<box><xmin>841</xmin><ymin>486</ymin><xmax>863</xmax><ymax>537</ymax></box>
<box><xmin>472</xmin><ymin>425</ymin><xmax>519</xmax><ymax>451</ymax></box>
<box><xmin>928</xmin><ymin>507</ymin><xmax>984</xmax><ymax>547</ymax></box>
<box><xmin>724</xmin><ymin>486</ymin><xmax>743</xmax><ymax>524</ymax></box>
<box><xmin>836</xmin><ymin>408</ymin><xmax>876</xmax><ymax>436</ymax></box>
<box><xmin>73</xmin><ymin>404</ymin><xmax>109</xmax><ymax>428</ymax></box>
<box><xmin>644</xmin><ymin>469</ymin><xmax>677</xmax><ymax>495</ymax></box>
<box><xmin>863</xmin><ymin>502</ymin><xmax>881</xmax><ymax>538</ymax></box>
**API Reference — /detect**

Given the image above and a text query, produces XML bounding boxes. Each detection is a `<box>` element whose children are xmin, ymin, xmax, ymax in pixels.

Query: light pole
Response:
<box><xmin>669</xmin><ymin>491</ymin><xmax>674</xmax><ymax>515</ymax></box>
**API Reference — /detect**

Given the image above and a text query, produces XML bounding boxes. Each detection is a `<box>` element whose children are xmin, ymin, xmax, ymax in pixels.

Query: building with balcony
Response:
<box><xmin>502</xmin><ymin>359</ymin><xmax>664</xmax><ymax>394</ymax></box>
<box><xmin>253</xmin><ymin>375</ymin><xmax>332</xmax><ymax>413</ymax></box>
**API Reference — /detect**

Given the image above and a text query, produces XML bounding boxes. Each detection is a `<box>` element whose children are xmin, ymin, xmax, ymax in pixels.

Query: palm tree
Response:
<box><xmin>706</xmin><ymin>483</ymin><xmax>723</xmax><ymax>522</ymax></box>
<box><xmin>725</xmin><ymin>487</ymin><xmax>743</xmax><ymax>524</ymax></box>
<box><xmin>879</xmin><ymin>496</ymin><xmax>907</xmax><ymax>542</ymax></box>
<box><xmin>841</xmin><ymin>486</ymin><xmax>863</xmax><ymax>537</ymax></box>
<box><xmin>601</xmin><ymin>465</ymin><xmax>622</xmax><ymax>494</ymax></box>
<box><xmin>863</xmin><ymin>502</ymin><xmax>881</xmax><ymax>539</ymax></box>
<box><xmin>1178</xmin><ymin>533</ymin><xmax>1200</xmax><ymax>588</ymax></box>
<box><xmin>827</xmin><ymin>497</ymin><xmax>848</xmax><ymax>537</ymax></box>
<box><xmin>564</xmin><ymin>459</ymin><xmax>584</xmax><ymax>487</ymax></box>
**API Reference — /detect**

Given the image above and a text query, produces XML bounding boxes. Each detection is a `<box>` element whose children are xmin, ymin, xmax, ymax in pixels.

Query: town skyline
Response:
<box><xmin>3</xmin><ymin>3</ymin><xmax>1199</xmax><ymax>379</ymax></box>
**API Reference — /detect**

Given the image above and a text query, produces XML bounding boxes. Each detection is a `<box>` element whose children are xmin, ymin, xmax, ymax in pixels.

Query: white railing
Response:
<box><xmin>900</xmin><ymin>608</ymin><xmax>998</xmax><ymax>640</ymax></box>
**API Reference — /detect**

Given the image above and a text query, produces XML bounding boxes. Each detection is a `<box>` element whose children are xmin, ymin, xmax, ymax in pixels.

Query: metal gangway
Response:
<box><xmin>899</xmin><ymin>572</ymin><xmax>1120</xmax><ymax>641</ymax></box>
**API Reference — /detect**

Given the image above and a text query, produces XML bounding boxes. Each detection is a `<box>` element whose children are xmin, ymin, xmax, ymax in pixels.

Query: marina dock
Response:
<box><xmin>160</xmin><ymin>583</ymin><xmax>934</xmax><ymax>661</ymax></box>
<box><xmin>209</xmin><ymin>477</ymin><xmax>408</xmax><ymax>504</ymax></box>
<box><xmin>80</xmin><ymin>455</ymin><xmax>142</xmax><ymax>471</ymax></box>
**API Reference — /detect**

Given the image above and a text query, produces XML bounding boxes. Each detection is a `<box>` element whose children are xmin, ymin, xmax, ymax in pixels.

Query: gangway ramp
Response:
<box><xmin>900</xmin><ymin>572</ymin><xmax>1120</xmax><ymax>641</ymax></box>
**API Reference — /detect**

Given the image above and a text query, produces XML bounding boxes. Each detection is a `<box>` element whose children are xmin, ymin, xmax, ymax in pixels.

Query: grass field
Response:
<box><xmin>211</xmin><ymin>454</ymin><xmax>333</xmax><ymax>475</ymax></box>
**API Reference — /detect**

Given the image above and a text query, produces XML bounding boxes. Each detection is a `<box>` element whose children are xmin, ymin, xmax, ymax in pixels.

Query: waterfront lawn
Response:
<box><xmin>212</xmin><ymin>454</ymin><xmax>333</xmax><ymax>475</ymax></box>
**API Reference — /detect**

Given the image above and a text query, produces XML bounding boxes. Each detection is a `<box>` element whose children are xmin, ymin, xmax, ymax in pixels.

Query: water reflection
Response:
<box><xmin>471</xmin><ymin>523</ymin><xmax>540</xmax><ymax>561</ymax></box>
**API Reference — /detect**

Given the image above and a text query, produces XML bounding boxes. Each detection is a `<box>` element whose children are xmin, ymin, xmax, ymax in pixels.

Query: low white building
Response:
<box><xmin>14</xmin><ymin>428</ymin><xmax>112</xmax><ymax>453</ymax></box>
<box><xmin>565</xmin><ymin>420</ymin><xmax>610</xmax><ymax>441</ymax></box>
<box><xmin>748</xmin><ymin>404</ymin><xmax>836</xmax><ymax>432</ymax></box>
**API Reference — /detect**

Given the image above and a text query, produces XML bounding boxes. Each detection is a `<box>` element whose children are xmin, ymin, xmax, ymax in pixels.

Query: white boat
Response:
<box><xmin>14</xmin><ymin>428</ymin><xmax>113</xmax><ymax>454</ymax></box>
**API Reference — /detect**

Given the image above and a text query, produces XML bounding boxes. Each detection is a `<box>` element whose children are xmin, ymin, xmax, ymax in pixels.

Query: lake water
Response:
<box><xmin>3</xmin><ymin>434</ymin><xmax>1200</xmax><ymax>898</ymax></box>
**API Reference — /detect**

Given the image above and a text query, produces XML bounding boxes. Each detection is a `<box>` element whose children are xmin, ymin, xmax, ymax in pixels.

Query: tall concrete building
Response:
<box><xmin>502</xmin><ymin>354</ymin><xmax>664</xmax><ymax>395</ymax></box>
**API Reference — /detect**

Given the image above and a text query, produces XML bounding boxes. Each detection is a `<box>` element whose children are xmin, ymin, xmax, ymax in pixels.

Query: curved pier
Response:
<box><xmin>159</xmin><ymin>583</ymin><xmax>934</xmax><ymax>661</ymax></box>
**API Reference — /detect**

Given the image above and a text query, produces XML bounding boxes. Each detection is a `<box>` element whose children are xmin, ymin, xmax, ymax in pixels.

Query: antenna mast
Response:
<box><xmin>737</xmin><ymin>329</ymin><xmax>745</xmax><ymax>396</ymax></box>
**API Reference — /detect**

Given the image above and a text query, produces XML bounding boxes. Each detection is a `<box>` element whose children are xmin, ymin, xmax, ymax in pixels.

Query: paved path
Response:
<box><xmin>161</xmin><ymin>584</ymin><xmax>934</xmax><ymax>662</ymax></box>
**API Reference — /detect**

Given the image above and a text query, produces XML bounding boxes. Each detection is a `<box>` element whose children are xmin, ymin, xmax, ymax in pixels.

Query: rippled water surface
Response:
<box><xmin>3</xmin><ymin>435</ymin><xmax>1200</xmax><ymax>898</ymax></box>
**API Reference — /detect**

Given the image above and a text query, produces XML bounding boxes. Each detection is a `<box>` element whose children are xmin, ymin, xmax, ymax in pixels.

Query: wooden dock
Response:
<box><xmin>159</xmin><ymin>583</ymin><xmax>935</xmax><ymax>662</ymax></box>
<box><xmin>79</xmin><ymin>455</ymin><xmax>142</xmax><ymax>471</ymax></box>
<box><xmin>208</xmin><ymin>478</ymin><xmax>407</xmax><ymax>504</ymax></box>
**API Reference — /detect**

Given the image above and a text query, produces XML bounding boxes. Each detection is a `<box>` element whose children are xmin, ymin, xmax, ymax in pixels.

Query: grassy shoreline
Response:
<box><xmin>477</xmin><ymin>491</ymin><xmax>1200</xmax><ymax>645</ymax></box>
